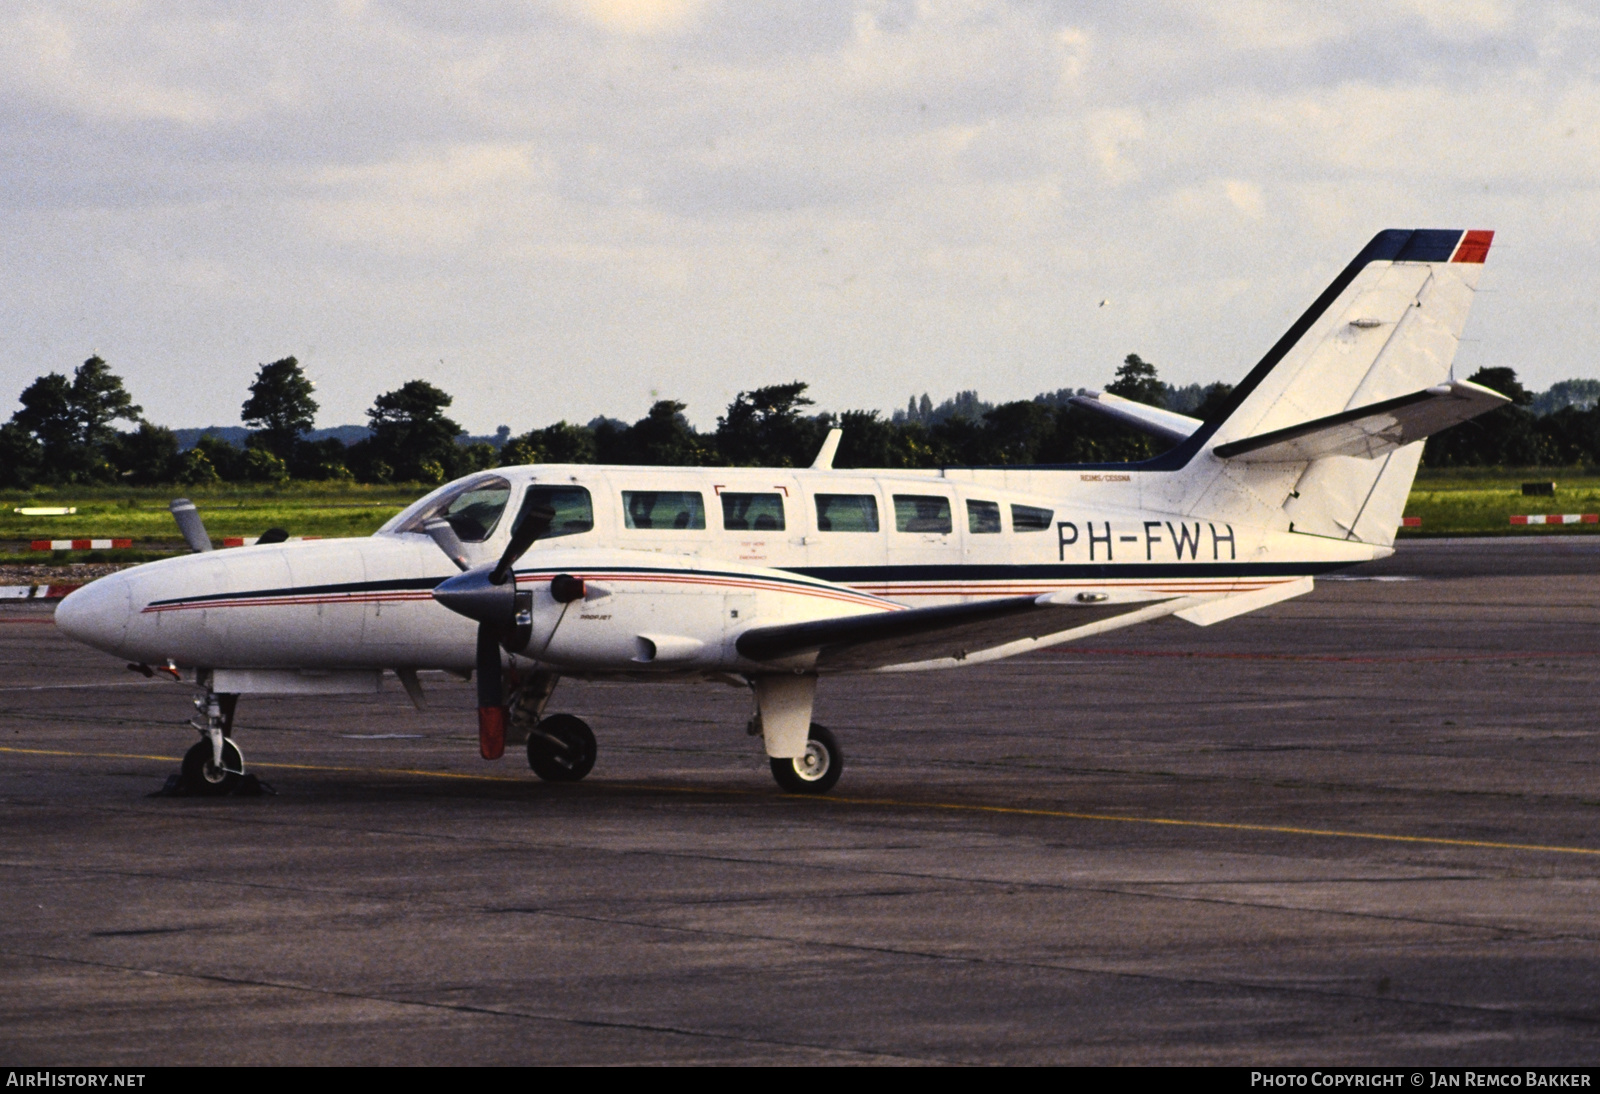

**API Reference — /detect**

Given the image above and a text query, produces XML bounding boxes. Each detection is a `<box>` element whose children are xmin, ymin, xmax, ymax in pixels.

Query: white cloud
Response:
<box><xmin>2</xmin><ymin>1</ymin><xmax>1598</xmax><ymax>432</ymax></box>
<box><xmin>557</xmin><ymin>0</ymin><xmax>710</xmax><ymax>35</ymax></box>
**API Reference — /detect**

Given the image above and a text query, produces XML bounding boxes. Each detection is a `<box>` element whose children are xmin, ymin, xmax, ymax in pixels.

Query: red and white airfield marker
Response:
<box><xmin>1510</xmin><ymin>514</ymin><xmax>1599</xmax><ymax>526</ymax></box>
<box><xmin>0</xmin><ymin>584</ymin><xmax>85</xmax><ymax>600</ymax></box>
<box><xmin>30</xmin><ymin>539</ymin><xmax>133</xmax><ymax>550</ymax></box>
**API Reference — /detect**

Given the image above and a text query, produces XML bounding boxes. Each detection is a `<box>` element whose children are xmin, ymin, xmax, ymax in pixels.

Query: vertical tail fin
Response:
<box><xmin>1172</xmin><ymin>229</ymin><xmax>1493</xmax><ymax>545</ymax></box>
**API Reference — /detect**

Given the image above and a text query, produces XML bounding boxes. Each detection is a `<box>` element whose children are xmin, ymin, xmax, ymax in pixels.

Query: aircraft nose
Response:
<box><xmin>54</xmin><ymin>572</ymin><xmax>133</xmax><ymax>655</ymax></box>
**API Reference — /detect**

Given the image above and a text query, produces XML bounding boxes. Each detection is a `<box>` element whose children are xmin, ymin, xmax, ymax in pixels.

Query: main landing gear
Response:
<box><xmin>496</xmin><ymin>670</ymin><xmax>846</xmax><ymax>794</ymax></box>
<box><xmin>769</xmin><ymin>723</ymin><xmax>843</xmax><ymax>795</ymax></box>
<box><xmin>748</xmin><ymin>675</ymin><xmax>844</xmax><ymax>794</ymax></box>
<box><xmin>505</xmin><ymin>672</ymin><xmax>596</xmax><ymax>783</ymax></box>
<box><xmin>526</xmin><ymin>713</ymin><xmax>597</xmax><ymax>782</ymax></box>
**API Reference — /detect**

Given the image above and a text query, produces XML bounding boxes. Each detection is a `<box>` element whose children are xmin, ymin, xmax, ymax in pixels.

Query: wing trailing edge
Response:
<box><xmin>737</xmin><ymin>577</ymin><xmax>1324</xmax><ymax>673</ymax></box>
<box><xmin>1172</xmin><ymin>576</ymin><xmax>1314</xmax><ymax>626</ymax></box>
<box><xmin>736</xmin><ymin>593</ymin><xmax>1170</xmax><ymax>673</ymax></box>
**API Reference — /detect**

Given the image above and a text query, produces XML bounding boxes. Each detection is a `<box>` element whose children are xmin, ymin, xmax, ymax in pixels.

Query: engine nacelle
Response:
<box><xmin>444</xmin><ymin>547</ymin><xmax>896</xmax><ymax>674</ymax></box>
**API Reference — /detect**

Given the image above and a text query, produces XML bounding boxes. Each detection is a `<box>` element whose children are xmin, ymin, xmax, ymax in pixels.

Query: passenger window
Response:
<box><xmin>525</xmin><ymin>485</ymin><xmax>594</xmax><ymax>539</ymax></box>
<box><xmin>814</xmin><ymin>494</ymin><xmax>879</xmax><ymax>533</ymax></box>
<box><xmin>967</xmin><ymin>500</ymin><xmax>1002</xmax><ymax>534</ymax></box>
<box><xmin>392</xmin><ymin>475</ymin><xmax>511</xmax><ymax>542</ymax></box>
<box><xmin>622</xmin><ymin>491</ymin><xmax>705</xmax><ymax>530</ymax></box>
<box><xmin>1011</xmin><ymin>504</ymin><xmax>1054</xmax><ymax>532</ymax></box>
<box><xmin>721</xmin><ymin>492</ymin><xmax>786</xmax><ymax>532</ymax></box>
<box><xmin>894</xmin><ymin>494</ymin><xmax>952</xmax><ymax>534</ymax></box>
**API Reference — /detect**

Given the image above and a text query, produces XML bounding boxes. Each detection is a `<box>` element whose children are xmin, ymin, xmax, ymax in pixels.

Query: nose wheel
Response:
<box><xmin>770</xmin><ymin>723</ymin><xmax>842</xmax><ymax>794</ymax></box>
<box><xmin>180</xmin><ymin>737</ymin><xmax>244</xmax><ymax>797</ymax></box>
<box><xmin>527</xmin><ymin>713</ymin><xmax>597</xmax><ymax>782</ymax></box>
<box><xmin>175</xmin><ymin>688</ymin><xmax>246</xmax><ymax>796</ymax></box>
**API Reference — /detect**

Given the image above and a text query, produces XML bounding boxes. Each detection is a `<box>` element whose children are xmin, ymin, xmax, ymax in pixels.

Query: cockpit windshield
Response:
<box><xmin>385</xmin><ymin>475</ymin><xmax>512</xmax><ymax>543</ymax></box>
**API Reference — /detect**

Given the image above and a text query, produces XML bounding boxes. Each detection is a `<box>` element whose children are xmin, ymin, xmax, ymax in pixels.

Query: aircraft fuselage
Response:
<box><xmin>57</xmin><ymin>462</ymin><xmax>1382</xmax><ymax>679</ymax></box>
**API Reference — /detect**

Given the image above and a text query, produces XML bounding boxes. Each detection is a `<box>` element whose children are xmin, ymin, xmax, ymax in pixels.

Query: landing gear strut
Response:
<box><xmin>183</xmin><ymin>690</ymin><xmax>244</xmax><ymax>796</ymax></box>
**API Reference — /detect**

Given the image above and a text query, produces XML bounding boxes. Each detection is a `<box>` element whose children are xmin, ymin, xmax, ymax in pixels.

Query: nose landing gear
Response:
<box><xmin>161</xmin><ymin>687</ymin><xmax>265</xmax><ymax>799</ymax></box>
<box><xmin>181</xmin><ymin>736</ymin><xmax>244</xmax><ymax>796</ymax></box>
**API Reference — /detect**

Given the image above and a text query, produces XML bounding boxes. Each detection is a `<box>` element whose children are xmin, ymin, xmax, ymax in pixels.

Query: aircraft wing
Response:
<box><xmin>1213</xmin><ymin>379</ymin><xmax>1509</xmax><ymax>463</ymax></box>
<box><xmin>1068</xmin><ymin>391</ymin><xmax>1202</xmax><ymax>446</ymax></box>
<box><xmin>735</xmin><ymin>594</ymin><xmax>1175</xmax><ymax>673</ymax></box>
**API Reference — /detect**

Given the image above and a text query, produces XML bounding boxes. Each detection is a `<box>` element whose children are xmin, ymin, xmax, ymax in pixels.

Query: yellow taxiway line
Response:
<box><xmin>4</xmin><ymin>744</ymin><xmax>1598</xmax><ymax>858</ymax></box>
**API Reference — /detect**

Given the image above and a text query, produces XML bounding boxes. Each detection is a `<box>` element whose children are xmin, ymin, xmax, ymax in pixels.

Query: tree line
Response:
<box><xmin>2</xmin><ymin>354</ymin><xmax>1597</xmax><ymax>489</ymax></box>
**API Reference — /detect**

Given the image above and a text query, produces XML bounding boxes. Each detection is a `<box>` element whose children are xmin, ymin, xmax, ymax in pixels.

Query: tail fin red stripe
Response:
<box><xmin>1451</xmin><ymin>230</ymin><xmax>1493</xmax><ymax>264</ymax></box>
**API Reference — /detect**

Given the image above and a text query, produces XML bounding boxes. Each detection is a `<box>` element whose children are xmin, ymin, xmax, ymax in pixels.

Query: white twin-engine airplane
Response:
<box><xmin>58</xmin><ymin>229</ymin><xmax>1505</xmax><ymax>796</ymax></box>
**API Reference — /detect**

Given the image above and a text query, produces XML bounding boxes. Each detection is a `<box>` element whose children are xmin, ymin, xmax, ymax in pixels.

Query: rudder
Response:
<box><xmin>1174</xmin><ymin>229</ymin><xmax>1493</xmax><ymax>545</ymax></box>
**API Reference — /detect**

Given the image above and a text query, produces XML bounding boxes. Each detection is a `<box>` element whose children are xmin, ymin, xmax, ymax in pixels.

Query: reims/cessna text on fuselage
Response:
<box><xmin>57</xmin><ymin>229</ymin><xmax>1505</xmax><ymax>795</ymax></box>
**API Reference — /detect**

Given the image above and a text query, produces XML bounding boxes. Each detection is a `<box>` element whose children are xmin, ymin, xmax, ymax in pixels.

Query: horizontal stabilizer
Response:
<box><xmin>736</xmin><ymin>593</ymin><xmax>1163</xmax><ymax>672</ymax></box>
<box><xmin>1069</xmin><ymin>391</ymin><xmax>1201</xmax><ymax>446</ymax></box>
<box><xmin>1212</xmin><ymin>380</ymin><xmax>1509</xmax><ymax>463</ymax></box>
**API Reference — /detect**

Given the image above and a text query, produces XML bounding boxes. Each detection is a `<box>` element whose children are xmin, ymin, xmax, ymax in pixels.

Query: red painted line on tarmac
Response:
<box><xmin>1049</xmin><ymin>647</ymin><xmax>1600</xmax><ymax>664</ymax></box>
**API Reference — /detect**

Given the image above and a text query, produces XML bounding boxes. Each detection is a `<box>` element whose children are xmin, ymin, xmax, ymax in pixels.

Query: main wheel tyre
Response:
<box><xmin>527</xmin><ymin>714</ymin><xmax>597</xmax><ymax>782</ymax></box>
<box><xmin>770</xmin><ymin>723</ymin><xmax>843</xmax><ymax>794</ymax></box>
<box><xmin>180</xmin><ymin>738</ymin><xmax>243</xmax><ymax>797</ymax></box>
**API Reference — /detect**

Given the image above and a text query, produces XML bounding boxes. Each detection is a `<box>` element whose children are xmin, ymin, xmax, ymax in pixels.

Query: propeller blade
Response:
<box><xmin>489</xmin><ymin>491</ymin><xmax>557</xmax><ymax>586</ymax></box>
<box><xmin>423</xmin><ymin>519</ymin><xmax>471</xmax><ymax>571</ymax></box>
<box><xmin>169</xmin><ymin>499</ymin><xmax>213</xmax><ymax>553</ymax></box>
<box><xmin>476</xmin><ymin>621</ymin><xmax>506</xmax><ymax>760</ymax></box>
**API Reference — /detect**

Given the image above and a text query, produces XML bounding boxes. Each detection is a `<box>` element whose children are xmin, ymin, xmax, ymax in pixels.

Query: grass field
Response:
<box><xmin>1403</xmin><ymin>469</ymin><xmax>1600</xmax><ymax>536</ymax></box>
<box><xmin>3</xmin><ymin>471</ymin><xmax>1597</xmax><ymax>562</ymax></box>
<box><xmin>0</xmin><ymin>483</ymin><xmax>419</xmax><ymax>560</ymax></box>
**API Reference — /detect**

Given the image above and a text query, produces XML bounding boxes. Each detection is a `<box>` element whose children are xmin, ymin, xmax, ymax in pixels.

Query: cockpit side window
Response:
<box><xmin>390</xmin><ymin>476</ymin><xmax>512</xmax><ymax>542</ymax></box>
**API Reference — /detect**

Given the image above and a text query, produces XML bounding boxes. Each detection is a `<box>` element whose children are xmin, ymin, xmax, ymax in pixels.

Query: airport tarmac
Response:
<box><xmin>2</xmin><ymin>537</ymin><xmax>1598</xmax><ymax>1065</ymax></box>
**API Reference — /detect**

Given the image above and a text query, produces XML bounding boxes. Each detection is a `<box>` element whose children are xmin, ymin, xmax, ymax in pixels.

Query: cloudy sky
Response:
<box><xmin>3</xmin><ymin>0</ymin><xmax>1596</xmax><ymax>433</ymax></box>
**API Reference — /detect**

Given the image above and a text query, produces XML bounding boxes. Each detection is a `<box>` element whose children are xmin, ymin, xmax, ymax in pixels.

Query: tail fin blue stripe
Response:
<box><xmin>1394</xmin><ymin>229</ymin><xmax>1465</xmax><ymax>263</ymax></box>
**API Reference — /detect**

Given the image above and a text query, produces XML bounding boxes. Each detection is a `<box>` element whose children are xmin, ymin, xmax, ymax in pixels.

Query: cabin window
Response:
<box><xmin>1011</xmin><ymin>504</ymin><xmax>1054</xmax><ymax>532</ymax></box>
<box><xmin>893</xmin><ymin>494</ymin><xmax>952</xmax><ymax>534</ymax></box>
<box><xmin>390</xmin><ymin>475</ymin><xmax>511</xmax><ymax>542</ymax></box>
<box><xmin>967</xmin><ymin>500</ymin><xmax>1002</xmax><ymax>534</ymax></box>
<box><xmin>622</xmin><ymin>491</ymin><xmax>706</xmax><ymax>530</ymax></box>
<box><xmin>814</xmin><ymin>494</ymin><xmax>879</xmax><ymax>533</ymax></box>
<box><xmin>525</xmin><ymin>485</ymin><xmax>594</xmax><ymax>539</ymax></box>
<box><xmin>721</xmin><ymin>492</ymin><xmax>786</xmax><ymax>532</ymax></box>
